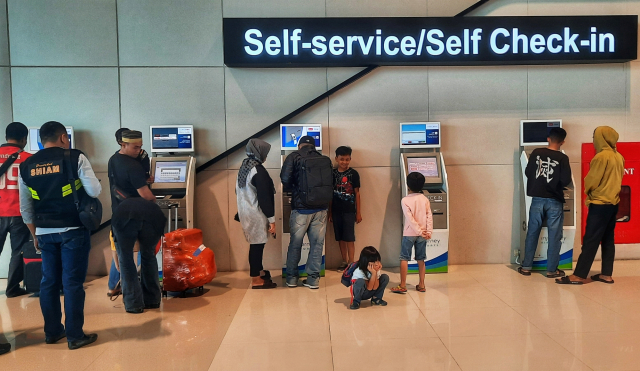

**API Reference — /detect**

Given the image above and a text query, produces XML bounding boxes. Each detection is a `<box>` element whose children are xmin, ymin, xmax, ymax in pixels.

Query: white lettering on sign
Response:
<box><xmin>242</xmin><ymin>26</ymin><xmax>616</xmax><ymax>58</ymax></box>
<box><xmin>624</xmin><ymin>168</ymin><xmax>635</xmax><ymax>175</ymax></box>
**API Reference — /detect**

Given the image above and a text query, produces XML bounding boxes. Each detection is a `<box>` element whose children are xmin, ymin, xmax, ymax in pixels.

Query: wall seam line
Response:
<box><xmin>5</xmin><ymin>0</ymin><xmax>13</xmax><ymax>122</ymax></box>
<box><xmin>115</xmin><ymin>0</ymin><xmax>122</xmax><ymax>129</ymax></box>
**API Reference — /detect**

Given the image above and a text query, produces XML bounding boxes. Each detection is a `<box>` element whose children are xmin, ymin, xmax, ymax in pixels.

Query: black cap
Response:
<box><xmin>298</xmin><ymin>135</ymin><xmax>315</xmax><ymax>146</ymax></box>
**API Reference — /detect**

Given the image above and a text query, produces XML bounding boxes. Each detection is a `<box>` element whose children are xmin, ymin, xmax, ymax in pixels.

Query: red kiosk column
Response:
<box><xmin>581</xmin><ymin>142</ymin><xmax>640</xmax><ymax>243</ymax></box>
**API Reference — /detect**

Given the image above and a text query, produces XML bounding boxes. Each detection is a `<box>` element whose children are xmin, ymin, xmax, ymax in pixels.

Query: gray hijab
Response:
<box><xmin>237</xmin><ymin>139</ymin><xmax>271</xmax><ymax>188</ymax></box>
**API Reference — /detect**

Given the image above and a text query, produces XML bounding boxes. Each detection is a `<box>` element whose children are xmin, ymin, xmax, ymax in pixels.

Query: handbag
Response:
<box><xmin>0</xmin><ymin>149</ymin><xmax>22</xmax><ymax>177</ymax></box>
<box><xmin>64</xmin><ymin>149</ymin><xmax>103</xmax><ymax>231</ymax></box>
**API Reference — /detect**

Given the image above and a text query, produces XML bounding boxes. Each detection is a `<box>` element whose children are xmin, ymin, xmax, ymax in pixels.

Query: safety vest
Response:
<box><xmin>0</xmin><ymin>144</ymin><xmax>31</xmax><ymax>217</ymax></box>
<box><xmin>19</xmin><ymin>147</ymin><xmax>86</xmax><ymax>228</ymax></box>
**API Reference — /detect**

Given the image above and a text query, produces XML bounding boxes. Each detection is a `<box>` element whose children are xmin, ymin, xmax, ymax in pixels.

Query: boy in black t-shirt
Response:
<box><xmin>329</xmin><ymin>146</ymin><xmax>362</xmax><ymax>271</ymax></box>
<box><xmin>519</xmin><ymin>127</ymin><xmax>572</xmax><ymax>278</ymax></box>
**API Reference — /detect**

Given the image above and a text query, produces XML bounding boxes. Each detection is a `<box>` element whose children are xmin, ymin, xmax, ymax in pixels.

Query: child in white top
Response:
<box><xmin>350</xmin><ymin>246</ymin><xmax>389</xmax><ymax>310</ymax></box>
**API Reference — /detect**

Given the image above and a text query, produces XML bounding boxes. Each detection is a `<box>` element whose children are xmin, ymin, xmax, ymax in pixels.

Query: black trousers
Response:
<box><xmin>0</xmin><ymin>216</ymin><xmax>30</xmax><ymax>295</ymax></box>
<box><xmin>249</xmin><ymin>244</ymin><xmax>265</xmax><ymax>277</ymax></box>
<box><xmin>573</xmin><ymin>204</ymin><xmax>618</xmax><ymax>279</ymax></box>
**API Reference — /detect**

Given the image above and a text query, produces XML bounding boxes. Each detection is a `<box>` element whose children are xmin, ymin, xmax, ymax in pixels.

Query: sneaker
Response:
<box><xmin>371</xmin><ymin>298</ymin><xmax>388</xmax><ymax>306</ymax></box>
<box><xmin>302</xmin><ymin>279</ymin><xmax>319</xmax><ymax>289</ymax></box>
<box><xmin>337</xmin><ymin>262</ymin><xmax>348</xmax><ymax>272</ymax></box>
<box><xmin>349</xmin><ymin>302</ymin><xmax>360</xmax><ymax>310</ymax></box>
<box><xmin>286</xmin><ymin>278</ymin><xmax>298</xmax><ymax>288</ymax></box>
<box><xmin>68</xmin><ymin>334</ymin><xmax>98</xmax><ymax>350</ymax></box>
<box><xmin>45</xmin><ymin>332</ymin><xmax>67</xmax><ymax>344</ymax></box>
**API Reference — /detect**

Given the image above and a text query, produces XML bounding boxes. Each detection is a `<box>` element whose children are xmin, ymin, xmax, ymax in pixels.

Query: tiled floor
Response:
<box><xmin>3</xmin><ymin>262</ymin><xmax>640</xmax><ymax>370</ymax></box>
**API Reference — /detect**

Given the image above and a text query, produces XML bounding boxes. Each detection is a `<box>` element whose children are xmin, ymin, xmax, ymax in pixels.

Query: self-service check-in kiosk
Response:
<box><xmin>280</xmin><ymin>124</ymin><xmax>325</xmax><ymax>277</ymax></box>
<box><xmin>518</xmin><ymin>120</ymin><xmax>576</xmax><ymax>270</ymax></box>
<box><xmin>27</xmin><ymin>126</ymin><xmax>75</xmax><ymax>153</ymax></box>
<box><xmin>399</xmin><ymin>122</ymin><xmax>449</xmax><ymax>273</ymax></box>
<box><xmin>149</xmin><ymin>125</ymin><xmax>197</xmax><ymax>276</ymax></box>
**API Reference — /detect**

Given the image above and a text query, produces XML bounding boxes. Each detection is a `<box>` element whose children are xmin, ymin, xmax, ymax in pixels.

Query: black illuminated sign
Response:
<box><xmin>223</xmin><ymin>16</ymin><xmax>638</xmax><ymax>67</ymax></box>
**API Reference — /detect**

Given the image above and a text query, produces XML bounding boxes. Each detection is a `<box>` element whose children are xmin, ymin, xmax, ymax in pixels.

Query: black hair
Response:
<box><xmin>335</xmin><ymin>146</ymin><xmax>352</xmax><ymax>157</ymax></box>
<box><xmin>5</xmin><ymin>122</ymin><xmax>28</xmax><ymax>141</ymax></box>
<box><xmin>406</xmin><ymin>172</ymin><xmax>425</xmax><ymax>193</ymax></box>
<box><xmin>548</xmin><ymin>127</ymin><xmax>567</xmax><ymax>144</ymax></box>
<box><xmin>39</xmin><ymin>121</ymin><xmax>67</xmax><ymax>144</ymax></box>
<box><xmin>357</xmin><ymin>246</ymin><xmax>381</xmax><ymax>278</ymax></box>
<box><xmin>115</xmin><ymin>127</ymin><xmax>130</xmax><ymax>144</ymax></box>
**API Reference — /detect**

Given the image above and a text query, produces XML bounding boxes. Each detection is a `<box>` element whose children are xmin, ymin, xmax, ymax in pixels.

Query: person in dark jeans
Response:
<box><xmin>519</xmin><ymin>127</ymin><xmax>572</xmax><ymax>278</ymax></box>
<box><xmin>19</xmin><ymin>121</ymin><xmax>102</xmax><ymax>350</ymax></box>
<box><xmin>557</xmin><ymin>126</ymin><xmax>625</xmax><ymax>285</ymax></box>
<box><xmin>0</xmin><ymin>122</ymin><xmax>32</xmax><ymax>298</ymax></box>
<box><xmin>236</xmin><ymin>139</ymin><xmax>277</xmax><ymax>289</ymax></box>
<box><xmin>112</xmin><ymin>197</ymin><xmax>166</xmax><ymax>313</ymax></box>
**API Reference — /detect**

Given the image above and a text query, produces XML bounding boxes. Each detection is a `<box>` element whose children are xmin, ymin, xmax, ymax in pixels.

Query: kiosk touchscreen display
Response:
<box><xmin>154</xmin><ymin>161</ymin><xmax>187</xmax><ymax>183</ymax></box>
<box><xmin>28</xmin><ymin>127</ymin><xmax>74</xmax><ymax>151</ymax></box>
<box><xmin>407</xmin><ymin>157</ymin><xmax>439</xmax><ymax>178</ymax></box>
<box><xmin>521</xmin><ymin>120</ymin><xmax>561</xmax><ymax>146</ymax></box>
<box><xmin>281</xmin><ymin>125</ymin><xmax>321</xmax><ymax>150</ymax></box>
<box><xmin>400</xmin><ymin>123</ymin><xmax>440</xmax><ymax>148</ymax></box>
<box><xmin>151</xmin><ymin>126</ymin><xmax>194</xmax><ymax>152</ymax></box>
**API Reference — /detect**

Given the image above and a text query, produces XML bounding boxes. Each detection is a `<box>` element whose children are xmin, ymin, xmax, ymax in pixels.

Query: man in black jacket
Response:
<box><xmin>280</xmin><ymin>136</ymin><xmax>332</xmax><ymax>289</ymax></box>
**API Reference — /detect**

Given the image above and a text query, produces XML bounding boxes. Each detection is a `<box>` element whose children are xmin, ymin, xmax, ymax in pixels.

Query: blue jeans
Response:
<box><xmin>38</xmin><ymin>228</ymin><xmax>91</xmax><ymax>342</ymax></box>
<box><xmin>351</xmin><ymin>274</ymin><xmax>389</xmax><ymax>305</ymax></box>
<box><xmin>286</xmin><ymin>210</ymin><xmax>327</xmax><ymax>285</ymax></box>
<box><xmin>113</xmin><ymin>220</ymin><xmax>162</xmax><ymax>311</ymax></box>
<box><xmin>522</xmin><ymin>197</ymin><xmax>565</xmax><ymax>273</ymax></box>
<box><xmin>400</xmin><ymin>236</ymin><xmax>427</xmax><ymax>261</ymax></box>
<box><xmin>108</xmin><ymin>253</ymin><xmax>141</xmax><ymax>290</ymax></box>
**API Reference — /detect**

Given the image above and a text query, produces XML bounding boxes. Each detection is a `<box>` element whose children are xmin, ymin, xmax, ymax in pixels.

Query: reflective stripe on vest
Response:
<box><xmin>61</xmin><ymin>179</ymin><xmax>82</xmax><ymax>197</ymax></box>
<box><xmin>28</xmin><ymin>187</ymin><xmax>39</xmax><ymax>200</ymax></box>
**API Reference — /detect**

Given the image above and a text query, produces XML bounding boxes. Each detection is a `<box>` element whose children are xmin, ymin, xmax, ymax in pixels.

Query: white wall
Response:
<box><xmin>1</xmin><ymin>0</ymin><xmax>639</xmax><ymax>277</ymax></box>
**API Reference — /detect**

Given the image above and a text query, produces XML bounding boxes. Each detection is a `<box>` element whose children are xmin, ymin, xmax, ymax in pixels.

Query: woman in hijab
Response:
<box><xmin>236</xmin><ymin>139</ymin><xmax>277</xmax><ymax>289</ymax></box>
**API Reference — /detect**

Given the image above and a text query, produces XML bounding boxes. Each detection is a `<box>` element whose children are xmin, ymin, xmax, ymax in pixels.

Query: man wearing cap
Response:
<box><xmin>107</xmin><ymin>130</ymin><xmax>163</xmax><ymax>313</ymax></box>
<box><xmin>0</xmin><ymin>122</ymin><xmax>32</xmax><ymax>298</ymax></box>
<box><xmin>280</xmin><ymin>135</ymin><xmax>333</xmax><ymax>289</ymax></box>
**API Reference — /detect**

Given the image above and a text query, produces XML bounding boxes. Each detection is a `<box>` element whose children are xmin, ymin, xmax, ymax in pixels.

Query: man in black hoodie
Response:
<box><xmin>519</xmin><ymin>128</ymin><xmax>572</xmax><ymax>278</ymax></box>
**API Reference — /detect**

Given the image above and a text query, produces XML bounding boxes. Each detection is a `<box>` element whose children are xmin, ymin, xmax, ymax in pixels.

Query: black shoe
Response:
<box><xmin>371</xmin><ymin>298</ymin><xmax>387</xmax><ymax>306</ymax></box>
<box><xmin>126</xmin><ymin>308</ymin><xmax>144</xmax><ymax>314</ymax></box>
<box><xmin>144</xmin><ymin>303</ymin><xmax>160</xmax><ymax>309</ymax></box>
<box><xmin>260</xmin><ymin>270</ymin><xmax>272</xmax><ymax>280</ymax></box>
<box><xmin>6</xmin><ymin>288</ymin><xmax>29</xmax><ymax>298</ymax></box>
<box><xmin>45</xmin><ymin>332</ymin><xmax>66</xmax><ymax>344</ymax></box>
<box><xmin>0</xmin><ymin>343</ymin><xmax>11</xmax><ymax>355</ymax></box>
<box><xmin>68</xmin><ymin>334</ymin><xmax>98</xmax><ymax>350</ymax></box>
<box><xmin>349</xmin><ymin>302</ymin><xmax>360</xmax><ymax>310</ymax></box>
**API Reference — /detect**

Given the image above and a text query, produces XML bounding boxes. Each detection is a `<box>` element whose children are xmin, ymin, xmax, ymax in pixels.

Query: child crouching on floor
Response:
<box><xmin>350</xmin><ymin>246</ymin><xmax>389</xmax><ymax>310</ymax></box>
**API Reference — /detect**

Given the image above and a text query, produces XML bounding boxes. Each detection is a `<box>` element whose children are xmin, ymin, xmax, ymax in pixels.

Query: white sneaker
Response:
<box><xmin>302</xmin><ymin>279</ymin><xmax>319</xmax><ymax>289</ymax></box>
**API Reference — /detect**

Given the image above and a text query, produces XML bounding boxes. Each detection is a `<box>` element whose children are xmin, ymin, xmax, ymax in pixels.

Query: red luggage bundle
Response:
<box><xmin>162</xmin><ymin>228</ymin><xmax>217</xmax><ymax>292</ymax></box>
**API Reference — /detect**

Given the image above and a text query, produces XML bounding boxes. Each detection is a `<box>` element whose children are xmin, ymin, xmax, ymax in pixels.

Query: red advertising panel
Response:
<box><xmin>581</xmin><ymin>142</ymin><xmax>640</xmax><ymax>243</ymax></box>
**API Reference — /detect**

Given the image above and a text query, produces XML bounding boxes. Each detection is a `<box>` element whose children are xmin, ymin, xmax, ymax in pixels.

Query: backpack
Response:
<box><xmin>298</xmin><ymin>149</ymin><xmax>333</xmax><ymax>207</ymax></box>
<box><xmin>341</xmin><ymin>262</ymin><xmax>359</xmax><ymax>287</ymax></box>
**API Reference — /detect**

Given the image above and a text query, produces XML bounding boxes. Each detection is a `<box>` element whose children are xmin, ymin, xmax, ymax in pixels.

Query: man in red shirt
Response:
<box><xmin>0</xmin><ymin>122</ymin><xmax>32</xmax><ymax>298</ymax></box>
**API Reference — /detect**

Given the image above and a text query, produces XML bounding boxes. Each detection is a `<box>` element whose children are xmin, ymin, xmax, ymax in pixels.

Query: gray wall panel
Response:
<box><xmin>8</xmin><ymin>0</ymin><xmax>117</xmax><ymax>66</ymax></box>
<box><xmin>326</xmin><ymin>0</ymin><xmax>428</xmax><ymax>17</ymax></box>
<box><xmin>120</xmin><ymin>67</ymin><xmax>226</xmax><ymax>166</ymax></box>
<box><xmin>11</xmin><ymin>67</ymin><xmax>120</xmax><ymax>172</ymax></box>
<box><xmin>223</xmin><ymin>0</ymin><xmax>325</xmax><ymax>18</ymax></box>
<box><xmin>117</xmin><ymin>0</ymin><xmax>223</xmax><ymax>67</ymax></box>
<box><xmin>0</xmin><ymin>67</ymin><xmax>11</xmax><ymax>124</ymax></box>
<box><xmin>0</xmin><ymin>0</ymin><xmax>8</xmax><ymax>65</ymax></box>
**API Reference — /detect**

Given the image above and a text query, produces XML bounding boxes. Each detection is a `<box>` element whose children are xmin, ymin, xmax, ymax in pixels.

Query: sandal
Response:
<box><xmin>416</xmin><ymin>285</ymin><xmax>426</xmax><ymax>292</ymax></box>
<box><xmin>252</xmin><ymin>280</ymin><xmax>277</xmax><ymax>289</ymax></box>
<box><xmin>546</xmin><ymin>269</ymin><xmax>566</xmax><ymax>278</ymax></box>
<box><xmin>517</xmin><ymin>267</ymin><xmax>531</xmax><ymax>276</ymax></box>
<box><xmin>555</xmin><ymin>276</ymin><xmax>583</xmax><ymax>285</ymax></box>
<box><xmin>591</xmin><ymin>274</ymin><xmax>614</xmax><ymax>284</ymax></box>
<box><xmin>390</xmin><ymin>285</ymin><xmax>407</xmax><ymax>294</ymax></box>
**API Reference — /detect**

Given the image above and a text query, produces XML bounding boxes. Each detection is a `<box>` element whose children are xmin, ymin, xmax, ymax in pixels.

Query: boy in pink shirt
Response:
<box><xmin>392</xmin><ymin>172</ymin><xmax>433</xmax><ymax>293</ymax></box>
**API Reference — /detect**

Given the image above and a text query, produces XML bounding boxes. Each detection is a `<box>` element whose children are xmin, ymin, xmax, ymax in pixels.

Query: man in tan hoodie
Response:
<box><xmin>557</xmin><ymin>126</ymin><xmax>625</xmax><ymax>285</ymax></box>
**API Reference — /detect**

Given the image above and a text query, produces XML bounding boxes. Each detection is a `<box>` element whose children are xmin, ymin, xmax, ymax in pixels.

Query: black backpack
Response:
<box><xmin>297</xmin><ymin>149</ymin><xmax>333</xmax><ymax>208</ymax></box>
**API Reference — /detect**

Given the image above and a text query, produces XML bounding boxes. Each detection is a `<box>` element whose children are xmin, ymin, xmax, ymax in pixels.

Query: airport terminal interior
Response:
<box><xmin>2</xmin><ymin>0</ymin><xmax>640</xmax><ymax>370</ymax></box>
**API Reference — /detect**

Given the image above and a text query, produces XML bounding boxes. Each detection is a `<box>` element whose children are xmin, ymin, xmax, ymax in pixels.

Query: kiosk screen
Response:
<box><xmin>407</xmin><ymin>157</ymin><xmax>439</xmax><ymax>178</ymax></box>
<box><xmin>28</xmin><ymin>127</ymin><xmax>74</xmax><ymax>152</ymax></box>
<box><xmin>154</xmin><ymin>161</ymin><xmax>188</xmax><ymax>183</ymax></box>
<box><xmin>521</xmin><ymin>120</ymin><xmax>561</xmax><ymax>146</ymax></box>
<box><xmin>150</xmin><ymin>126</ymin><xmax>194</xmax><ymax>152</ymax></box>
<box><xmin>400</xmin><ymin>122</ymin><xmax>440</xmax><ymax>148</ymax></box>
<box><xmin>280</xmin><ymin>125</ymin><xmax>321</xmax><ymax>150</ymax></box>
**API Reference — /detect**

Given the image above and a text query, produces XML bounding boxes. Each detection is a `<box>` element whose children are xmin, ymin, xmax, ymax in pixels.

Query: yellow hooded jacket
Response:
<box><xmin>584</xmin><ymin>126</ymin><xmax>625</xmax><ymax>206</ymax></box>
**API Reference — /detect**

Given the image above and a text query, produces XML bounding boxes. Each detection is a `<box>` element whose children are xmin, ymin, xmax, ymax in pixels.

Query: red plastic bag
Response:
<box><xmin>162</xmin><ymin>228</ymin><xmax>217</xmax><ymax>292</ymax></box>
